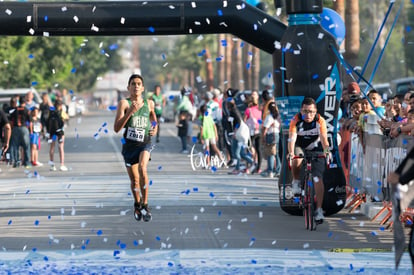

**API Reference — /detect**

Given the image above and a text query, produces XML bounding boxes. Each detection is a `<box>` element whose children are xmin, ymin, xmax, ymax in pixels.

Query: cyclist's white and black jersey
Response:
<box><xmin>289</xmin><ymin>113</ymin><xmax>327</xmax><ymax>151</ymax></box>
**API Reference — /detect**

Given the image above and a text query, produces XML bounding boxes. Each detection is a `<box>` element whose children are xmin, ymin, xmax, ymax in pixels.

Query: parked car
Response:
<box><xmin>0</xmin><ymin>87</ymin><xmax>42</xmax><ymax>109</ymax></box>
<box><xmin>390</xmin><ymin>77</ymin><xmax>414</xmax><ymax>96</ymax></box>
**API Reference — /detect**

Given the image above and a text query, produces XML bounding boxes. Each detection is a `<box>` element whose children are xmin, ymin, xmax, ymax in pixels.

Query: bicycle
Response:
<box><xmin>189</xmin><ymin>143</ymin><xmax>227</xmax><ymax>171</ymax></box>
<box><xmin>288</xmin><ymin>152</ymin><xmax>329</xmax><ymax>231</ymax></box>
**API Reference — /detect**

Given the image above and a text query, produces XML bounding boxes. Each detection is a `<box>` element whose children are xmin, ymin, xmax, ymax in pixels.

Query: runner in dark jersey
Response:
<box><xmin>287</xmin><ymin>97</ymin><xmax>331</xmax><ymax>223</ymax></box>
<box><xmin>114</xmin><ymin>74</ymin><xmax>158</xmax><ymax>222</ymax></box>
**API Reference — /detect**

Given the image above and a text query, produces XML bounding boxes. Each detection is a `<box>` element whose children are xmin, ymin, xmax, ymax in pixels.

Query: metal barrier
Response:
<box><xmin>344</xmin><ymin>116</ymin><xmax>414</xmax><ymax>228</ymax></box>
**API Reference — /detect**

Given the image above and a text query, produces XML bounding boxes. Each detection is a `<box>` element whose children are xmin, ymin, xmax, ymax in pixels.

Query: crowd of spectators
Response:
<box><xmin>174</xmin><ymin>86</ymin><xmax>281</xmax><ymax>177</ymax></box>
<box><xmin>1</xmin><ymin>89</ymin><xmax>70</xmax><ymax>171</ymax></box>
<box><xmin>340</xmin><ymin>81</ymin><xmax>414</xmax><ymax>143</ymax></box>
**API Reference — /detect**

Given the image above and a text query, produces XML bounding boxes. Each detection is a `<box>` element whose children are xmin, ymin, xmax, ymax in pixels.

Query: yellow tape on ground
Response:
<box><xmin>328</xmin><ymin>248</ymin><xmax>394</xmax><ymax>253</ymax></box>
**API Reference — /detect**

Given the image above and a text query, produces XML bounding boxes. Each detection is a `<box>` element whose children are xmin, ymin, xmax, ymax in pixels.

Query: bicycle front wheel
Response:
<box><xmin>304</xmin><ymin>174</ymin><xmax>316</xmax><ymax>231</ymax></box>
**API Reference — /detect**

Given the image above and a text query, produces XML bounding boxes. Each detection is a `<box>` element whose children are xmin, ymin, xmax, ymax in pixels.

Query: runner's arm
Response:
<box><xmin>114</xmin><ymin>99</ymin><xmax>133</xmax><ymax>133</ymax></box>
<box><xmin>148</xmin><ymin>100</ymin><xmax>158</xmax><ymax>136</ymax></box>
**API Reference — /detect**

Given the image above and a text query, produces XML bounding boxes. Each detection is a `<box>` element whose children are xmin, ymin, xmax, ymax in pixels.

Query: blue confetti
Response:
<box><xmin>158</xmin><ymin>165</ymin><xmax>162</xmax><ymax>171</ymax></box>
<box><xmin>371</xmin><ymin>231</ymin><xmax>378</xmax><ymax>236</ymax></box>
<box><xmin>71</xmin><ymin>68</ymin><xmax>77</xmax><ymax>73</ymax></box>
<box><xmin>152</xmin><ymin>121</ymin><xmax>157</xmax><ymax>127</ymax></box>
<box><xmin>48</xmin><ymin>215</ymin><xmax>51</xmax><ymax>220</ymax></box>
<box><xmin>34</xmin><ymin>220</ymin><xmax>39</xmax><ymax>226</ymax></box>
<box><xmin>44</xmin><ymin>16</ymin><xmax>48</xmax><ymax>22</ymax></box>
<box><xmin>216</xmin><ymin>57</ymin><xmax>222</xmax><ymax>62</ymax></box>
<box><xmin>31</xmin><ymin>81</ymin><xmax>38</xmax><ymax>86</ymax></box>
<box><xmin>312</xmin><ymin>74</ymin><xmax>319</xmax><ymax>80</ymax></box>
<box><xmin>32</xmin><ymin>248</ymin><xmax>37</xmax><ymax>252</ymax></box>
<box><xmin>258</xmin><ymin>119</ymin><xmax>262</xmax><ymax>125</ymax></box>
<box><xmin>109</xmin><ymin>44</ymin><xmax>119</xmax><ymax>51</ymax></box>
<box><xmin>328</xmin><ymin>232</ymin><xmax>333</xmax><ymax>237</ymax></box>
<box><xmin>26</xmin><ymin>190</ymin><xmax>30</xmax><ymax>194</ymax></box>
<box><xmin>350</xmin><ymin>263</ymin><xmax>353</xmax><ymax>270</ymax></box>
<box><xmin>102</xmin><ymin>122</ymin><xmax>107</xmax><ymax>127</ymax></box>
<box><xmin>161</xmin><ymin>53</ymin><xmax>166</xmax><ymax>60</ymax></box>
<box><xmin>218</xmin><ymin>211</ymin><xmax>222</xmax><ymax>216</ymax></box>
<box><xmin>192</xmin><ymin>136</ymin><xmax>198</xmax><ymax>143</ymax></box>
<box><xmin>148</xmin><ymin>26</ymin><xmax>155</xmax><ymax>33</ymax></box>
<box><xmin>133</xmin><ymin>240</ymin><xmax>138</xmax><ymax>246</ymax></box>
<box><xmin>211</xmin><ymin>166</ymin><xmax>217</xmax><ymax>172</ymax></box>
<box><xmin>246</xmin><ymin>63</ymin><xmax>251</xmax><ymax>69</ymax></box>
<box><xmin>168</xmin><ymin>262</ymin><xmax>174</xmax><ymax>267</ymax></box>
<box><xmin>168</xmin><ymin>95</ymin><xmax>175</xmax><ymax>100</ymax></box>
<box><xmin>193</xmin><ymin>187</ymin><xmax>199</xmax><ymax>192</ymax></box>
<box><xmin>149</xmin><ymin>180</ymin><xmax>153</xmax><ymax>186</ymax></box>
<box><xmin>28</xmin><ymin>54</ymin><xmax>34</xmax><ymax>59</ymax></box>
<box><xmin>113</xmin><ymin>250</ymin><xmax>120</xmax><ymax>257</ymax></box>
<box><xmin>251</xmin><ymin>259</ymin><xmax>257</xmax><ymax>264</ymax></box>
<box><xmin>44</xmin><ymin>256</ymin><xmax>48</xmax><ymax>261</ymax></box>
<box><xmin>121</xmin><ymin>138</ymin><xmax>126</xmax><ymax>144</ymax></box>
<box><xmin>96</xmin><ymin>230</ymin><xmax>103</xmax><ymax>236</ymax></box>
<box><xmin>204</xmin><ymin>111</ymin><xmax>209</xmax><ymax>116</ymax></box>
<box><xmin>217</xmin><ymin>9</ymin><xmax>223</xmax><ymax>16</ymax></box>
<box><xmin>209</xmin><ymin>192</ymin><xmax>215</xmax><ymax>198</ymax></box>
<box><xmin>380</xmin><ymin>226</ymin><xmax>385</xmax><ymax>231</ymax></box>
<box><xmin>107</xmin><ymin>105</ymin><xmax>117</xmax><ymax>111</ymax></box>
<box><xmin>8</xmin><ymin>220</ymin><xmax>12</xmax><ymax>225</ymax></box>
<box><xmin>120</xmin><ymin>243</ymin><xmax>126</xmax><ymax>249</ymax></box>
<box><xmin>156</xmin><ymin>236</ymin><xmax>161</xmax><ymax>241</ymax></box>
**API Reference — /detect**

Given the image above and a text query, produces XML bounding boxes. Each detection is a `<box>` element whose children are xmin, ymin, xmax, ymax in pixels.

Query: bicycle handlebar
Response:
<box><xmin>287</xmin><ymin>153</ymin><xmax>331</xmax><ymax>170</ymax></box>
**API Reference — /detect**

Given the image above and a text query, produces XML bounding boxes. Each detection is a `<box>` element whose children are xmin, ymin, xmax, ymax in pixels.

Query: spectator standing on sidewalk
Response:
<box><xmin>29</xmin><ymin>106</ymin><xmax>43</xmax><ymax>166</ymax></box>
<box><xmin>47</xmin><ymin>100</ymin><xmax>68</xmax><ymax>171</ymax></box>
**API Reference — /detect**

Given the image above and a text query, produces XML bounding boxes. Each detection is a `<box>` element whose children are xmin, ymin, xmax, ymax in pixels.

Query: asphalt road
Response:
<box><xmin>0</xmin><ymin>107</ymin><xmax>410</xmax><ymax>273</ymax></box>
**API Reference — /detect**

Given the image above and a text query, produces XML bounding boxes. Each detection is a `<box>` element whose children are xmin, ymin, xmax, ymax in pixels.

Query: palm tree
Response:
<box><xmin>344</xmin><ymin>0</ymin><xmax>360</xmax><ymax>75</ymax></box>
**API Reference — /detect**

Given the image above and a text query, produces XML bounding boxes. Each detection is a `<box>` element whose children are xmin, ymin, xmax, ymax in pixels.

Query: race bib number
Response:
<box><xmin>126</xmin><ymin>127</ymin><xmax>145</xmax><ymax>142</ymax></box>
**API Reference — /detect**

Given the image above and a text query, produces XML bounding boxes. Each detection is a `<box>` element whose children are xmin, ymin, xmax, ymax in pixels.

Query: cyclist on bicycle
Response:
<box><xmin>287</xmin><ymin>97</ymin><xmax>331</xmax><ymax>223</ymax></box>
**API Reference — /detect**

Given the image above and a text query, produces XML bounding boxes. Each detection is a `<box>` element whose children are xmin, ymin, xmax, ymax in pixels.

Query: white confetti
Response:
<box><xmin>43</xmin><ymin>32</ymin><xmax>50</xmax><ymax>37</ymax></box>
<box><xmin>258</xmin><ymin>211</ymin><xmax>263</xmax><ymax>218</ymax></box>
<box><xmin>243</xmin><ymin>188</ymin><xmax>247</xmax><ymax>195</ymax></box>
<box><xmin>61</xmin><ymin>6</ymin><xmax>67</xmax><ymax>12</ymax></box>
<box><xmin>206</xmin><ymin>18</ymin><xmax>210</xmax><ymax>24</ymax></box>
<box><xmin>272</xmin><ymin>240</ymin><xmax>277</xmax><ymax>245</ymax></box>
<box><xmin>359</xmin><ymin>221</ymin><xmax>365</xmax><ymax>227</ymax></box>
<box><xmin>73</xmin><ymin>16</ymin><xmax>79</xmax><ymax>23</ymax></box>
<box><xmin>168</xmin><ymin>5</ymin><xmax>175</xmax><ymax>9</ymax></box>
<box><xmin>318</xmin><ymin>32</ymin><xmax>324</xmax><ymax>39</ymax></box>
<box><xmin>223</xmin><ymin>1</ymin><xmax>228</xmax><ymax>7</ymax></box>
<box><xmin>27</xmin><ymin>16</ymin><xmax>32</xmax><ymax>23</ymax></box>
<box><xmin>293</xmin><ymin>50</ymin><xmax>301</xmax><ymax>55</ymax></box>
<box><xmin>200</xmin><ymin>207</ymin><xmax>205</xmax><ymax>213</ymax></box>
<box><xmin>80</xmin><ymin>221</ymin><xmax>87</xmax><ymax>228</ymax></box>
<box><xmin>120</xmin><ymin>17</ymin><xmax>125</xmax><ymax>24</ymax></box>
<box><xmin>336</xmin><ymin>200</ymin><xmax>343</xmax><ymax>206</ymax></box>
<box><xmin>91</xmin><ymin>24</ymin><xmax>99</xmax><ymax>32</ymax></box>
<box><xmin>193</xmin><ymin>215</ymin><xmax>198</xmax><ymax>221</ymax></box>
<box><xmin>194</xmin><ymin>21</ymin><xmax>201</xmax><ymax>25</ymax></box>
<box><xmin>297</xmin><ymin>32</ymin><xmax>304</xmax><ymax>36</ymax></box>
<box><xmin>5</xmin><ymin>9</ymin><xmax>12</xmax><ymax>15</ymax></box>
<box><xmin>313</xmin><ymin>177</ymin><xmax>319</xmax><ymax>183</ymax></box>
<box><xmin>303</xmin><ymin>243</ymin><xmax>310</xmax><ymax>249</ymax></box>
<box><xmin>191</xmin><ymin>2</ymin><xmax>196</xmax><ymax>8</ymax></box>
<box><xmin>29</xmin><ymin>29</ymin><xmax>35</xmax><ymax>35</ymax></box>
<box><xmin>241</xmin><ymin>218</ymin><xmax>248</xmax><ymax>223</ymax></box>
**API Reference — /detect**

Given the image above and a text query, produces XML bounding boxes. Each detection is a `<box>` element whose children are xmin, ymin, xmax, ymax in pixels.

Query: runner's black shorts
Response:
<box><xmin>122</xmin><ymin>142</ymin><xmax>152</xmax><ymax>167</ymax></box>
